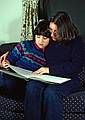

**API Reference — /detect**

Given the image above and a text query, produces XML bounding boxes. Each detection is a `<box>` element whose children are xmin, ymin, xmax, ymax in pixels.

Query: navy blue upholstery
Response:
<box><xmin>0</xmin><ymin>42</ymin><xmax>17</xmax><ymax>56</ymax></box>
<box><xmin>0</xmin><ymin>95</ymin><xmax>24</xmax><ymax>120</ymax></box>
<box><xmin>63</xmin><ymin>91</ymin><xmax>85</xmax><ymax>120</ymax></box>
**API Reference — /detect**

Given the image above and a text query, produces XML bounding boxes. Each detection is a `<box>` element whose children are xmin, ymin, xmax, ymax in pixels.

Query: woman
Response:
<box><xmin>24</xmin><ymin>11</ymin><xmax>84</xmax><ymax>120</ymax></box>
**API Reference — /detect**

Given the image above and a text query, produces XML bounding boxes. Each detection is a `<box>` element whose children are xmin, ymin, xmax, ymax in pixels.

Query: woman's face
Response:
<box><xmin>49</xmin><ymin>22</ymin><xmax>59</xmax><ymax>41</ymax></box>
<box><xmin>35</xmin><ymin>35</ymin><xmax>50</xmax><ymax>49</ymax></box>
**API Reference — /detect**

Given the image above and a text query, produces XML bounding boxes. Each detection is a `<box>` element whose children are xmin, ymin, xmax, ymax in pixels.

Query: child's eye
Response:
<box><xmin>43</xmin><ymin>36</ymin><xmax>47</xmax><ymax>39</ymax></box>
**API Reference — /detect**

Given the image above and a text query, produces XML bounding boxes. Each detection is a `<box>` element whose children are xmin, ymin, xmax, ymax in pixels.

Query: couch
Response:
<box><xmin>0</xmin><ymin>38</ymin><xmax>85</xmax><ymax>120</ymax></box>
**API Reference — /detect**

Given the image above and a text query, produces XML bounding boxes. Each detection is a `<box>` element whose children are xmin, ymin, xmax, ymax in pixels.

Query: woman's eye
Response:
<box><xmin>37</xmin><ymin>36</ymin><xmax>40</xmax><ymax>38</ymax></box>
<box><xmin>49</xmin><ymin>29</ymin><xmax>52</xmax><ymax>33</ymax></box>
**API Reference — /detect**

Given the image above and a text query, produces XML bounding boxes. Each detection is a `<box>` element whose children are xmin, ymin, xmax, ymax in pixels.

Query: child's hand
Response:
<box><xmin>1</xmin><ymin>60</ymin><xmax>10</xmax><ymax>68</ymax></box>
<box><xmin>0</xmin><ymin>51</ymin><xmax>9</xmax><ymax>68</ymax></box>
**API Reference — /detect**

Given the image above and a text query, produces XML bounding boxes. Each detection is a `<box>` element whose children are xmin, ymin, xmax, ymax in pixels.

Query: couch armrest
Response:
<box><xmin>0</xmin><ymin>42</ymin><xmax>18</xmax><ymax>56</ymax></box>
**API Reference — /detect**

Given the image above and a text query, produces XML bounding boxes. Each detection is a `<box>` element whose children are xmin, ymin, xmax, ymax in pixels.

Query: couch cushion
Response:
<box><xmin>0</xmin><ymin>42</ymin><xmax>18</xmax><ymax>56</ymax></box>
<box><xmin>63</xmin><ymin>113</ymin><xmax>85</xmax><ymax>120</ymax></box>
<box><xmin>0</xmin><ymin>95</ymin><xmax>24</xmax><ymax>112</ymax></box>
<box><xmin>63</xmin><ymin>90</ymin><xmax>85</xmax><ymax>113</ymax></box>
<box><xmin>0</xmin><ymin>109</ymin><xmax>24</xmax><ymax>120</ymax></box>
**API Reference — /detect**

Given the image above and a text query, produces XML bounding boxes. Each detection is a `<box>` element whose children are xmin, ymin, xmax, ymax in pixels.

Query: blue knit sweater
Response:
<box><xmin>7</xmin><ymin>40</ymin><xmax>46</xmax><ymax>71</ymax></box>
<box><xmin>45</xmin><ymin>37</ymin><xmax>84</xmax><ymax>79</ymax></box>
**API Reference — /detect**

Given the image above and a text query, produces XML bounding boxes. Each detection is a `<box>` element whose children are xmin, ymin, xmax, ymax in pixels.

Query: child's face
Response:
<box><xmin>35</xmin><ymin>35</ymin><xmax>50</xmax><ymax>49</ymax></box>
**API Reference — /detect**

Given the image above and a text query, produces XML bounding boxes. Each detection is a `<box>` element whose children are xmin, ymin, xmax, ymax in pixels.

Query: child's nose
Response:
<box><xmin>40</xmin><ymin>37</ymin><xmax>44</xmax><ymax>42</ymax></box>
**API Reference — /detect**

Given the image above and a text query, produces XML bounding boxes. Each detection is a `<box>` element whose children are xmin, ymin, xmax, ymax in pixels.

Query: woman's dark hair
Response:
<box><xmin>34</xmin><ymin>19</ymin><xmax>51</xmax><ymax>38</ymax></box>
<box><xmin>50</xmin><ymin>11</ymin><xmax>79</xmax><ymax>41</ymax></box>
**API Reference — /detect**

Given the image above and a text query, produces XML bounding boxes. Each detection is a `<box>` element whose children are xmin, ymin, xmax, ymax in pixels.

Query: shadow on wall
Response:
<box><xmin>47</xmin><ymin>0</ymin><xmax>85</xmax><ymax>36</ymax></box>
<box><xmin>7</xmin><ymin>17</ymin><xmax>22</xmax><ymax>43</ymax></box>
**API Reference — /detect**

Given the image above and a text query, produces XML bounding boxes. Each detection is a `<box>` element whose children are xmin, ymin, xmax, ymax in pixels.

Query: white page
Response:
<box><xmin>29</xmin><ymin>74</ymin><xmax>71</xmax><ymax>84</ymax></box>
<box><xmin>9</xmin><ymin>65</ymin><xmax>71</xmax><ymax>84</ymax></box>
<box><xmin>0</xmin><ymin>68</ymin><xmax>26</xmax><ymax>79</ymax></box>
<box><xmin>9</xmin><ymin>64</ymin><xmax>32</xmax><ymax>78</ymax></box>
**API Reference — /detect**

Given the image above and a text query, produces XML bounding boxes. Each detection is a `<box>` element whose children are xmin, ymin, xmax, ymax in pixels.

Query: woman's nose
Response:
<box><xmin>51</xmin><ymin>32</ymin><xmax>54</xmax><ymax>37</ymax></box>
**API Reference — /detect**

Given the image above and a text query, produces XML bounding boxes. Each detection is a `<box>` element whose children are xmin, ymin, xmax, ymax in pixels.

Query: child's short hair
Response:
<box><xmin>34</xmin><ymin>19</ymin><xmax>51</xmax><ymax>38</ymax></box>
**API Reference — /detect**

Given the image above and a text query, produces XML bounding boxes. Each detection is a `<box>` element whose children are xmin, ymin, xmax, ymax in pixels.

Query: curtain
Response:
<box><xmin>21</xmin><ymin>0</ymin><xmax>39</xmax><ymax>41</ymax></box>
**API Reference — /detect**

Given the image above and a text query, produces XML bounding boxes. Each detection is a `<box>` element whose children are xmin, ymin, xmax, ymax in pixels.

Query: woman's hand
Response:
<box><xmin>33</xmin><ymin>67</ymin><xmax>49</xmax><ymax>75</ymax></box>
<box><xmin>0</xmin><ymin>51</ymin><xmax>9</xmax><ymax>68</ymax></box>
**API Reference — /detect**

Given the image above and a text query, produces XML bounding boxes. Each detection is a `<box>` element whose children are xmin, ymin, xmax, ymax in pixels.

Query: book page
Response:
<box><xmin>0</xmin><ymin>68</ymin><xmax>26</xmax><ymax>79</ymax></box>
<box><xmin>9</xmin><ymin>65</ymin><xmax>71</xmax><ymax>84</ymax></box>
<box><xmin>29</xmin><ymin>74</ymin><xmax>71</xmax><ymax>84</ymax></box>
<box><xmin>9</xmin><ymin>64</ymin><xmax>32</xmax><ymax>78</ymax></box>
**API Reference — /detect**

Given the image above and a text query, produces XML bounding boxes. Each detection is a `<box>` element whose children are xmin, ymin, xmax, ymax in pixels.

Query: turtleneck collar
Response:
<box><xmin>34</xmin><ymin>42</ymin><xmax>44</xmax><ymax>52</ymax></box>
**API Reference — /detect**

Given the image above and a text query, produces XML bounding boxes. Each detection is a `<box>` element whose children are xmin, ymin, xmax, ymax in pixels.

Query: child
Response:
<box><xmin>0</xmin><ymin>19</ymin><xmax>51</xmax><ymax>96</ymax></box>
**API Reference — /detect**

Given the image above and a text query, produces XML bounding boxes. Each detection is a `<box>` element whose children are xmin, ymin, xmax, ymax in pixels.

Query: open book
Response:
<box><xmin>0</xmin><ymin>65</ymin><xmax>71</xmax><ymax>84</ymax></box>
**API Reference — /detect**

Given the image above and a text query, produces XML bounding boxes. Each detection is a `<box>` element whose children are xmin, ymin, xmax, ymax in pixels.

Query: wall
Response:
<box><xmin>47</xmin><ymin>0</ymin><xmax>85</xmax><ymax>36</ymax></box>
<box><xmin>0</xmin><ymin>0</ymin><xmax>22</xmax><ymax>44</ymax></box>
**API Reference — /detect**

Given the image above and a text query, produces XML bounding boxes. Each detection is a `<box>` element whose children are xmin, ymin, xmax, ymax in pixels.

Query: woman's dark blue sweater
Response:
<box><xmin>45</xmin><ymin>37</ymin><xmax>84</xmax><ymax>79</ymax></box>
